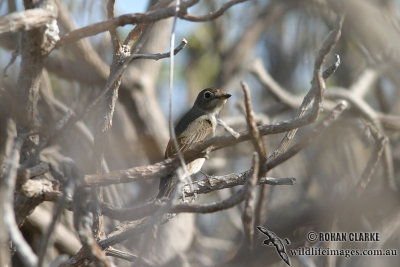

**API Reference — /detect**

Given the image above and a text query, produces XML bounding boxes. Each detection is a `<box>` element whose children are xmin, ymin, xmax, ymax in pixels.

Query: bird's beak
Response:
<box><xmin>217</xmin><ymin>94</ymin><xmax>231</xmax><ymax>100</ymax></box>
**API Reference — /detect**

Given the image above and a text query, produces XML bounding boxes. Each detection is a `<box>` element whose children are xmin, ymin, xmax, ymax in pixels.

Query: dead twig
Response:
<box><xmin>357</xmin><ymin>122</ymin><xmax>388</xmax><ymax>191</ymax></box>
<box><xmin>241</xmin><ymin>81</ymin><xmax>267</xmax><ymax>248</ymax></box>
<box><xmin>242</xmin><ymin>153</ymin><xmax>260</xmax><ymax>248</ymax></box>
<box><xmin>106</xmin><ymin>0</ymin><xmax>120</xmax><ymax>52</ymax></box>
<box><xmin>241</xmin><ymin>81</ymin><xmax>266</xmax><ymax>159</ymax></box>
<box><xmin>182</xmin><ymin>0</ymin><xmax>249</xmax><ymax>21</ymax></box>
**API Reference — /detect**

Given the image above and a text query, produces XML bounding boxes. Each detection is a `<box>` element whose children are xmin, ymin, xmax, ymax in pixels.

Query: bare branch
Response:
<box><xmin>99</xmin><ymin>175</ymin><xmax>295</xmax><ymax>221</ymax></box>
<box><xmin>357</xmin><ymin>123</ymin><xmax>388</xmax><ymax>191</ymax></box>
<box><xmin>241</xmin><ymin>81</ymin><xmax>266</xmax><ymax>159</ymax></box>
<box><xmin>183</xmin><ymin>173</ymin><xmax>295</xmax><ymax>197</ymax></box>
<box><xmin>105</xmin><ymin>247</ymin><xmax>137</xmax><ymax>263</ymax></box>
<box><xmin>123</xmin><ymin>0</ymin><xmax>172</xmax><ymax>48</ymax></box>
<box><xmin>99</xmin><ymin>218</ymin><xmax>149</xmax><ymax>249</ymax></box>
<box><xmin>242</xmin><ymin>153</ymin><xmax>259</xmax><ymax>248</ymax></box>
<box><xmin>322</xmin><ymin>54</ymin><xmax>340</xmax><ymax>79</ymax></box>
<box><xmin>172</xmin><ymin>189</ymin><xmax>245</xmax><ymax>213</ymax></box>
<box><xmin>182</xmin><ymin>0</ymin><xmax>250</xmax><ymax>21</ymax></box>
<box><xmin>217</xmin><ymin>118</ymin><xmax>240</xmax><ymax>138</ymax></box>
<box><xmin>252</xmin><ymin>59</ymin><xmax>399</xmax><ymax>133</ymax></box>
<box><xmin>131</xmin><ymin>38</ymin><xmax>187</xmax><ymax>61</ymax></box>
<box><xmin>106</xmin><ymin>0</ymin><xmax>120</xmax><ymax>51</ymax></box>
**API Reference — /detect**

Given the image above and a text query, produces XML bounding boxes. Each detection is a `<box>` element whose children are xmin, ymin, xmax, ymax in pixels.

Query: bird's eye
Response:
<box><xmin>204</xmin><ymin>91</ymin><xmax>212</xmax><ymax>99</ymax></box>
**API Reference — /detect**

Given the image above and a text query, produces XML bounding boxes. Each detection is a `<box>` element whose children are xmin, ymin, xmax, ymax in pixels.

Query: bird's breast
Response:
<box><xmin>187</xmin><ymin>158</ymin><xmax>205</xmax><ymax>175</ymax></box>
<box><xmin>180</xmin><ymin>114</ymin><xmax>216</xmax><ymax>138</ymax></box>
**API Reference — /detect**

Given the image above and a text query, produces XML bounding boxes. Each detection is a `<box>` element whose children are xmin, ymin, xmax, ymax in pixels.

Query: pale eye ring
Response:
<box><xmin>204</xmin><ymin>91</ymin><xmax>212</xmax><ymax>99</ymax></box>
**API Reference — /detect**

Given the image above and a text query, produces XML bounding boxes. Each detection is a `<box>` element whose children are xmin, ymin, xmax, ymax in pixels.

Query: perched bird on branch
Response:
<box><xmin>157</xmin><ymin>88</ymin><xmax>231</xmax><ymax>198</ymax></box>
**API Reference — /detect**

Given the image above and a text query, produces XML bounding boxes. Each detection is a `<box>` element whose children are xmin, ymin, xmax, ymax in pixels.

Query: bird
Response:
<box><xmin>157</xmin><ymin>87</ymin><xmax>231</xmax><ymax>198</ymax></box>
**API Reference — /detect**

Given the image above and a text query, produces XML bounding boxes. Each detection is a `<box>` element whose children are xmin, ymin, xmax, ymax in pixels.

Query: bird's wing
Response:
<box><xmin>165</xmin><ymin>116</ymin><xmax>214</xmax><ymax>158</ymax></box>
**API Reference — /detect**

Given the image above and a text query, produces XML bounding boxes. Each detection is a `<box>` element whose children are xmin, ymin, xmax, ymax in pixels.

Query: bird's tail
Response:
<box><xmin>156</xmin><ymin>173</ymin><xmax>177</xmax><ymax>199</ymax></box>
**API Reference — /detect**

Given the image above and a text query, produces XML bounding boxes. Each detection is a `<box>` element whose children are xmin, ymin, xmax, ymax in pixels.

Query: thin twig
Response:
<box><xmin>217</xmin><ymin>118</ymin><xmax>240</xmax><ymax>138</ymax></box>
<box><xmin>172</xmin><ymin>189</ymin><xmax>245</xmax><ymax>213</ymax></box>
<box><xmin>182</xmin><ymin>0</ymin><xmax>249</xmax><ymax>21</ymax></box>
<box><xmin>182</xmin><ymin>174</ymin><xmax>295</xmax><ymax>197</ymax></box>
<box><xmin>123</xmin><ymin>0</ymin><xmax>172</xmax><ymax>48</ymax></box>
<box><xmin>322</xmin><ymin>54</ymin><xmax>340</xmax><ymax>79</ymax></box>
<box><xmin>242</xmin><ymin>153</ymin><xmax>259</xmax><ymax>248</ymax></box>
<box><xmin>241</xmin><ymin>81</ymin><xmax>268</xmax><ymax>248</ymax></box>
<box><xmin>106</xmin><ymin>0</ymin><xmax>120</xmax><ymax>51</ymax></box>
<box><xmin>357</xmin><ymin>122</ymin><xmax>388</xmax><ymax>191</ymax></box>
<box><xmin>241</xmin><ymin>81</ymin><xmax>266</xmax><ymax>159</ymax></box>
<box><xmin>105</xmin><ymin>247</ymin><xmax>137</xmax><ymax>263</ymax></box>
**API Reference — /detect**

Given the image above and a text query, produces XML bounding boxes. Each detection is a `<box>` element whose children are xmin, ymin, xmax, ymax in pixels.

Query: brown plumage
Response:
<box><xmin>164</xmin><ymin>116</ymin><xmax>214</xmax><ymax>158</ymax></box>
<box><xmin>157</xmin><ymin>88</ymin><xmax>231</xmax><ymax>198</ymax></box>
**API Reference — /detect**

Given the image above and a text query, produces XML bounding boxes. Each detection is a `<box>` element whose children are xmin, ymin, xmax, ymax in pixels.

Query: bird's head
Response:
<box><xmin>194</xmin><ymin>87</ymin><xmax>231</xmax><ymax>115</ymax></box>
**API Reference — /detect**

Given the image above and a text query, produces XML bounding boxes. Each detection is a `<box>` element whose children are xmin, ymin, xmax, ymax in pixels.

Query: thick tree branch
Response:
<box><xmin>0</xmin><ymin>7</ymin><xmax>56</xmax><ymax>34</ymax></box>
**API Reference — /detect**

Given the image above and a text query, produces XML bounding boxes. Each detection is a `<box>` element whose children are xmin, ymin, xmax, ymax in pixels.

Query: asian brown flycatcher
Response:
<box><xmin>157</xmin><ymin>88</ymin><xmax>231</xmax><ymax>198</ymax></box>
